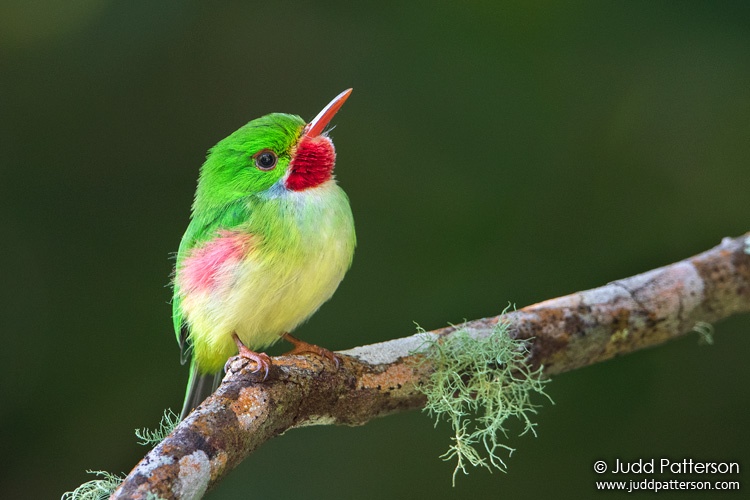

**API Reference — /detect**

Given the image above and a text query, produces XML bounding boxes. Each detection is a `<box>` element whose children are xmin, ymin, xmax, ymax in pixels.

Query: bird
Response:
<box><xmin>172</xmin><ymin>89</ymin><xmax>356</xmax><ymax>419</ymax></box>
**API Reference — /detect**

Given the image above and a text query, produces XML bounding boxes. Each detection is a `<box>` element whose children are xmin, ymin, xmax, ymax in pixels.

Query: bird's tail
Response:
<box><xmin>180</xmin><ymin>361</ymin><xmax>222</xmax><ymax>420</ymax></box>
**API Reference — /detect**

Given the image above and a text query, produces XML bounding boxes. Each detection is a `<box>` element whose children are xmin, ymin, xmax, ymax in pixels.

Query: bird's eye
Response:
<box><xmin>253</xmin><ymin>150</ymin><xmax>278</xmax><ymax>171</ymax></box>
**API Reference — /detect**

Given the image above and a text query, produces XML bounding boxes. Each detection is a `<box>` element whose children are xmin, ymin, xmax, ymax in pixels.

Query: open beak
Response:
<box><xmin>304</xmin><ymin>88</ymin><xmax>353</xmax><ymax>138</ymax></box>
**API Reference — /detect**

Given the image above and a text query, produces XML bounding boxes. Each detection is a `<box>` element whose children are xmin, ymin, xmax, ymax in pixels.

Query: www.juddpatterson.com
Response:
<box><xmin>593</xmin><ymin>459</ymin><xmax>741</xmax><ymax>493</ymax></box>
<box><xmin>596</xmin><ymin>478</ymin><xmax>740</xmax><ymax>493</ymax></box>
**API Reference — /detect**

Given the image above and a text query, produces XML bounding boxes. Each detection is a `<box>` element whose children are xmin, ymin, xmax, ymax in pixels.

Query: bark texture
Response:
<box><xmin>112</xmin><ymin>233</ymin><xmax>750</xmax><ymax>499</ymax></box>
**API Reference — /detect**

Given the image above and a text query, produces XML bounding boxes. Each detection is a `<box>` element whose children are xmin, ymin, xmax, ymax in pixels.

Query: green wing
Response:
<box><xmin>172</xmin><ymin>215</ymin><xmax>204</xmax><ymax>364</ymax></box>
<box><xmin>172</xmin><ymin>200</ymin><xmax>253</xmax><ymax>364</ymax></box>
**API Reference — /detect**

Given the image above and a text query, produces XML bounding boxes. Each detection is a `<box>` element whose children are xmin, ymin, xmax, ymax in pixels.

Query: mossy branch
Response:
<box><xmin>105</xmin><ymin>233</ymin><xmax>750</xmax><ymax>500</ymax></box>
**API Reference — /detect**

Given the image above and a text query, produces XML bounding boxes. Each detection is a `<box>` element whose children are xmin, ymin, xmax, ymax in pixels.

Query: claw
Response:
<box><xmin>282</xmin><ymin>333</ymin><xmax>341</xmax><ymax>369</ymax></box>
<box><xmin>232</xmin><ymin>333</ymin><xmax>272</xmax><ymax>380</ymax></box>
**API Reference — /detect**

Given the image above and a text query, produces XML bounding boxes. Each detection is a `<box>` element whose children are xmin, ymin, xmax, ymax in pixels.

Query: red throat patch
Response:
<box><xmin>286</xmin><ymin>136</ymin><xmax>336</xmax><ymax>191</ymax></box>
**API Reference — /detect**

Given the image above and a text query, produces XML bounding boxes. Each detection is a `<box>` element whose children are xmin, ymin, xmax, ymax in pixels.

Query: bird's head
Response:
<box><xmin>194</xmin><ymin>89</ymin><xmax>352</xmax><ymax>208</ymax></box>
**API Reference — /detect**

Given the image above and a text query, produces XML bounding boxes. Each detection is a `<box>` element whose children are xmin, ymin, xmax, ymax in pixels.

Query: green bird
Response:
<box><xmin>172</xmin><ymin>90</ymin><xmax>356</xmax><ymax>419</ymax></box>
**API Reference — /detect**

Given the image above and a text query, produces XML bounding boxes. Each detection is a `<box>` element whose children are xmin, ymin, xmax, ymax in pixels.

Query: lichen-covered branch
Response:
<box><xmin>112</xmin><ymin>233</ymin><xmax>750</xmax><ymax>499</ymax></box>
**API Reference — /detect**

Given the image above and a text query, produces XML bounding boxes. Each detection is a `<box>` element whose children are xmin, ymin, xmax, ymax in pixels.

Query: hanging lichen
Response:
<box><xmin>417</xmin><ymin>318</ymin><xmax>553</xmax><ymax>485</ymax></box>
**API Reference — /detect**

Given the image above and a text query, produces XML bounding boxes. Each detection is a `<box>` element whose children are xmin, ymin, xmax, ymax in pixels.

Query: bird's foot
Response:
<box><xmin>282</xmin><ymin>333</ymin><xmax>340</xmax><ymax>369</ymax></box>
<box><xmin>232</xmin><ymin>333</ymin><xmax>272</xmax><ymax>380</ymax></box>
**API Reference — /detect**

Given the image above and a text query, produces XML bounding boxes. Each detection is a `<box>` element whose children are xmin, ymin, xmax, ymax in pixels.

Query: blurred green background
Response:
<box><xmin>1</xmin><ymin>1</ymin><xmax>748</xmax><ymax>498</ymax></box>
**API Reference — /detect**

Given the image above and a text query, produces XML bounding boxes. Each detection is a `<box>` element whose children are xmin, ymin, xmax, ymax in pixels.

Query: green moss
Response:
<box><xmin>135</xmin><ymin>409</ymin><xmax>180</xmax><ymax>447</ymax></box>
<box><xmin>416</xmin><ymin>319</ymin><xmax>552</xmax><ymax>485</ymax></box>
<box><xmin>693</xmin><ymin>321</ymin><xmax>715</xmax><ymax>345</ymax></box>
<box><xmin>610</xmin><ymin>328</ymin><xmax>629</xmax><ymax>342</ymax></box>
<box><xmin>63</xmin><ymin>410</ymin><xmax>178</xmax><ymax>499</ymax></box>
<box><xmin>61</xmin><ymin>470</ymin><xmax>125</xmax><ymax>500</ymax></box>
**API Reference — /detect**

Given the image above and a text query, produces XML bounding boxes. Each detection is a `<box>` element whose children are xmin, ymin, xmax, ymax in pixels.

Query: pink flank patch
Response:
<box><xmin>286</xmin><ymin>136</ymin><xmax>336</xmax><ymax>191</ymax></box>
<box><xmin>179</xmin><ymin>230</ymin><xmax>253</xmax><ymax>292</ymax></box>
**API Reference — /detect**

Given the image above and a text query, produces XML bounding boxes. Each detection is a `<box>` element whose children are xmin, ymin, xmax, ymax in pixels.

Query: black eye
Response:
<box><xmin>253</xmin><ymin>150</ymin><xmax>277</xmax><ymax>171</ymax></box>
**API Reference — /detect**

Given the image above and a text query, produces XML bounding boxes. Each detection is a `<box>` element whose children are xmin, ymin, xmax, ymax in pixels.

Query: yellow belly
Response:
<box><xmin>183</xmin><ymin>181</ymin><xmax>355</xmax><ymax>373</ymax></box>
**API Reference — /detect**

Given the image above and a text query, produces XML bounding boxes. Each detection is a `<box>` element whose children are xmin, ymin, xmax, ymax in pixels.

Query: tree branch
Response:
<box><xmin>112</xmin><ymin>233</ymin><xmax>750</xmax><ymax>499</ymax></box>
